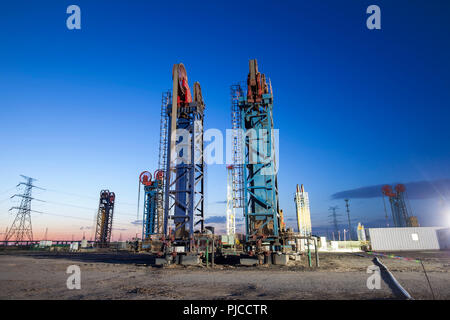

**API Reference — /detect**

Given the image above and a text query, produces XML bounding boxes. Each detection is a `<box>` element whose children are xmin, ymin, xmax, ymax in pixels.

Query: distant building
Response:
<box><xmin>368</xmin><ymin>227</ymin><xmax>447</xmax><ymax>251</ymax></box>
<box><xmin>295</xmin><ymin>184</ymin><xmax>312</xmax><ymax>236</ymax></box>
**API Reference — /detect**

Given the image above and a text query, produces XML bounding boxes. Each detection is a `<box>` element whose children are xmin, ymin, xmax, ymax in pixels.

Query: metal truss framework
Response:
<box><xmin>382</xmin><ymin>184</ymin><xmax>411</xmax><ymax>228</ymax></box>
<box><xmin>226</xmin><ymin>165</ymin><xmax>236</xmax><ymax>236</ymax></box>
<box><xmin>142</xmin><ymin>179</ymin><xmax>164</xmax><ymax>239</ymax></box>
<box><xmin>231</xmin><ymin>84</ymin><xmax>245</xmax><ymax>209</ymax></box>
<box><xmin>239</xmin><ymin>90</ymin><xmax>280</xmax><ymax>243</ymax></box>
<box><xmin>163</xmin><ymin>103</ymin><xmax>205</xmax><ymax>244</ymax></box>
<box><xmin>95</xmin><ymin>190</ymin><xmax>115</xmax><ymax>247</ymax></box>
<box><xmin>5</xmin><ymin>175</ymin><xmax>41</xmax><ymax>243</ymax></box>
<box><xmin>156</xmin><ymin>91</ymin><xmax>171</xmax><ymax>226</ymax></box>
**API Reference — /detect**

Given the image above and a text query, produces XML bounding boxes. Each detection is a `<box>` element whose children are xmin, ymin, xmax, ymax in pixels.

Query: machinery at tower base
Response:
<box><xmin>95</xmin><ymin>190</ymin><xmax>115</xmax><ymax>248</ymax></box>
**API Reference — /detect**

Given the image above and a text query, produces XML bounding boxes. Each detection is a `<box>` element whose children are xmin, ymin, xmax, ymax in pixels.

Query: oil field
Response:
<box><xmin>1</xmin><ymin>60</ymin><xmax>450</xmax><ymax>300</ymax></box>
<box><xmin>1</xmin><ymin>0</ymin><xmax>450</xmax><ymax>303</ymax></box>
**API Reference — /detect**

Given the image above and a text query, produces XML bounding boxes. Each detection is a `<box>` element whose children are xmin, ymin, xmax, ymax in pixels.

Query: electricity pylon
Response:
<box><xmin>344</xmin><ymin>199</ymin><xmax>353</xmax><ymax>240</ymax></box>
<box><xmin>328</xmin><ymin>206</ymin><xmax>341</xmax><ymax>238</ymax></box>
<box><xmin>5</xmin><ymin>175</ymin><xmax>44</xmax><ymax>243</ymax></box>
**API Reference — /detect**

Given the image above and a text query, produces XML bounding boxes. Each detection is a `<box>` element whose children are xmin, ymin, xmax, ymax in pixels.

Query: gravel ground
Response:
<box><xmin>0</xmin><ymin>250</ymin><xmax>448</xmax><ymax>300</ymax></box>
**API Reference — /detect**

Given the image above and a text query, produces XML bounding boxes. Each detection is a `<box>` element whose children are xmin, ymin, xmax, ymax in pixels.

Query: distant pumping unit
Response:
<box><xmin>382</xmin><ymin>184</ymin><xmax>418</xmax><ymax>227</ymax></box>
<box><xmin>139</xmin><ymin>170</ymin><xmax>164</xmax><ymax>239</ymax></box>
<box><xmin>95</xmin><ymin>190</ymin><xmax>115</xmax><ymax>247</ymax></box>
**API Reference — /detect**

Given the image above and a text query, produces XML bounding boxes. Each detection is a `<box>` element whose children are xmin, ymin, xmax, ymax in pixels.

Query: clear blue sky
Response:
<box><xmin>1</xmin><ymin>0</ymin><xmax>449</xmax><ymax>239</ymax></box>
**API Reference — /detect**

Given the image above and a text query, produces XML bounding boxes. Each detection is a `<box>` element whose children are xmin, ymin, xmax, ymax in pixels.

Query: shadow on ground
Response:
<box><xmin>0</xmin><ymin>250</ymin><xmax>156</xmax><ymax>266</ymax></box>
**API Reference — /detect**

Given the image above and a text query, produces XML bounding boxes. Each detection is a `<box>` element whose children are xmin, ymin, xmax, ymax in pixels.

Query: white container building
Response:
<box><xmin>368</xmin><ymin>227</ymin><xmax>446</xmax><ymax>251</ymax></box>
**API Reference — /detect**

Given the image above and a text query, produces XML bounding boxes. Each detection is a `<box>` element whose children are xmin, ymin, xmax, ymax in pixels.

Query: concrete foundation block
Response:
<box><xmin>289</xmin><ymin>254</ymin><xmax>301</xmax><ymax>261</ymax></box>
<box><xmin>240</xmin><ymin>258</ymin><xmax>258</xmax><ymax>266</ymax></box>
<box><xmin>273</xmin><ymin>254</ymin><xmax>289</xmax><ymax>265</ymax></box>
<box><xmin>180</xmin><ymin>255</ymin><xmax>200</xmax><ymax>265</ymax></box>
<box><xmin>155</xmin><ymin>258</ymin><xmax>169</xmax><ymax>265</ymax></box>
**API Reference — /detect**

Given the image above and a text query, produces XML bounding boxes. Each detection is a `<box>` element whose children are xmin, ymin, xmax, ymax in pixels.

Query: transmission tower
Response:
<box><xmin>344</xmin><ymin>199</ymin><xmax>353</xmax><ymax>240</ymax></box>
<box><xmin>328</xmin><ymin>206</ymin><xmax>341</xmax><ymax>237</ymax></box>
<box><xmin>5</xmin><ymin>175</ymin><xmax>44</xmax><ymax>243</ymax></box>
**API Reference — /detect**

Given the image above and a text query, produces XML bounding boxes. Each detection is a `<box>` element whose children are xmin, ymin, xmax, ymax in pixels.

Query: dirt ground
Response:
<box><xmin>0</xmin><ymin>250</ymin><xmax>449</xmax><ymax>300</ymax></box>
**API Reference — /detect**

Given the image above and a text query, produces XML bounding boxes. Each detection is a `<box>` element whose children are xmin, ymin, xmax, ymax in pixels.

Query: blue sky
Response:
<box><xmin>0</xmin><ymin>0</ymin><xmax>449</xmax><ymax>239</ymax></box>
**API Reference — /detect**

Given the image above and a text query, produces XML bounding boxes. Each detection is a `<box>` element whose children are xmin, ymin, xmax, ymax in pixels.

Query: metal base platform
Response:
<box><xmin>240</xmin><ymin>258</ymin><xmax>258</xmax><ymax>266</ymax></box>
<box><xmin>179</xmin><ymin>255</ymin><xmax>201</xmax><ymax>266</ymax></box>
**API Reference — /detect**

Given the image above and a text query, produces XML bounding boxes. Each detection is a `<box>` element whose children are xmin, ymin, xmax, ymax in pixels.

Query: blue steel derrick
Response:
<box><xmin>239</xmin><ymin>59</ymin><xmax>281</xmax><ymax>244</ymax></box>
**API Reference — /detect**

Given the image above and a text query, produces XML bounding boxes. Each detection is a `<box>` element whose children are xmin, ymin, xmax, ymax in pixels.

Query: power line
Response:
<box><xmin>44</xmin><ymin>188</ymin><xmax>137</xmax><ymax>207</ymax></box>
<box><xmin>3</xmin><ymin>181</ymin><xmax>138</xmax><ymax>236</ymax></box>
<box><xmin>44</xmin><ymin>188</ymin><xmax>97</xmax><ymax>200</ymax></box>
<box><xmin>0</xmin><ymin>187</ymin><xmax>16</xmax><ymax>196</ymax></box>
<box><xmin>42</xmin><ymin>200</ymin><xmax>100</xmax><ymax>211</ymax></box>
<box><xmin>30</xmin><ymin>198</ymin><xmax>137</xmax><ymax>217</ymax></box>
<box><xmin>32</xmin><ymin>210</ymin><xmax>132</xmax><ymax>227</ymax></box>
<box><xmin>0</xmin><ymin>198</ymin><xmax>12</xmax><ymax>205</ymax></box>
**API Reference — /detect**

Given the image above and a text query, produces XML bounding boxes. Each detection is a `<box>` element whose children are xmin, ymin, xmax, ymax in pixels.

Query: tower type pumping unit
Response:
<box><xmin>95</xmin><ymin>190</ymin><xmax>115</xmax><ymax>247</ymax></box>
<box><xmin>382</xmin><ymin>184</ymin><xmax>418</xmax><ymax>227</ymax></box>
<box><xmin>162</xmin><ymin>63</ymin><xmax>206</xmax><ymax>253</ymax></box>
<box><xmin>137</xmin><ymin>63</ymin><xmax>211</xmax><ymax>265</ymax></box>
<box><xmin>232</xmin><ymin>59</ymin><xmax>282</xmax><ymax>250</ymax></box>
<box><xmin>139</xmin><ymin>170</ymin><xmax>164</xmax><ymax>239</ymax></box>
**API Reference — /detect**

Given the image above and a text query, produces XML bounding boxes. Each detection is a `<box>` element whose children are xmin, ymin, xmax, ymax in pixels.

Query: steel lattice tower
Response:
<box><xmin>328</xmin><ymin>206</ymin><xmax>340</xmax><ymax>238</ymax></box>
<box><xmin>95</xmin><ymin>190</ymin><xmax>115</xmax><ymax>247</ymax></box>
<box><xmin>238</xmin><ymin>60</ymin><xmax>280</xmax><ymax>243</ymax></box>
<box><xmin>163</xmin><ymin>64</ymin><xmax>205</xmax><ymax>246</ymax></box>
<box><xmin>230</xmin><ymin>84</ymin><xmax>245</xmax><ymax>209</ymax></box>
<box><xmin>226</xmin><ymin>165</ymin><xmax>236</xmax><ymax>236</ymax></box>
<box><xmin>344</xmin><ymin>199</ymin><xmax>354</xmax><ymax>240</ymax></box>
<box><xmin>156</xmin><ymin>91</ymin><xmax>171</xmax><ymax>228</ymax></box>
<box><xmin>382</xmin><ymin>184</ymin><xmax>411</xmax><ymax>227</ymax></box>
<box><xmin>5</xmin><ymin>176</ymin><xmax>42</xmax><ymax>243</ymax></box>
